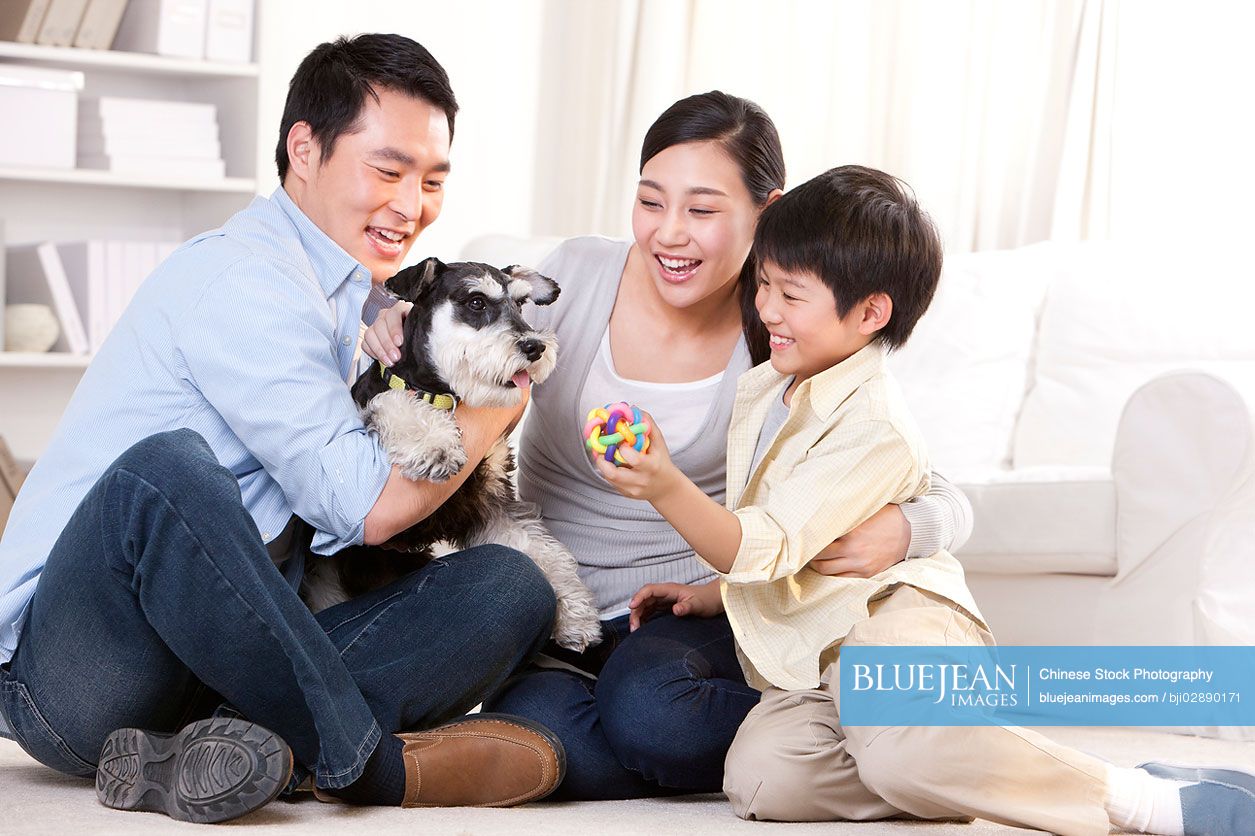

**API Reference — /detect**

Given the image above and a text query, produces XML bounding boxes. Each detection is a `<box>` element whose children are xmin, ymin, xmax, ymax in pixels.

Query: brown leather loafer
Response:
<box><xmin>397</xmin><ymin>713</ymin><xmax>565</xmax><ymax>807</ymax></box>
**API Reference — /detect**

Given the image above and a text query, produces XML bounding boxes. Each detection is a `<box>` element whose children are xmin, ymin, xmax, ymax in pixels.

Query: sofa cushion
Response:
<box><xmin>1013</xmin><ymin>243</ymin><xmax>1255</xmax><ymax>468</ymax></box>
<box><xmin>888</xmin><ymin>243</ymin><xmax>1053</xmax><ymax>474</ymax></box>
<box><xmin>461</xmin><ymin>234</ymin><xmax>563</xmax><ymax>272</ymax></box>
<box><xmin>956</xmin><ymin>466</ymin><xmax>1116</xmax><ymax>575</ymax></box>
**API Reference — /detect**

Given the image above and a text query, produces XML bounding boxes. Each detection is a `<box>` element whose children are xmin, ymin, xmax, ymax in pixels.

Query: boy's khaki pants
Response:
<box><xmin>722</xmin><ymin>585</ymin><xmax>1112</xmax><ymax>836</ymax></box>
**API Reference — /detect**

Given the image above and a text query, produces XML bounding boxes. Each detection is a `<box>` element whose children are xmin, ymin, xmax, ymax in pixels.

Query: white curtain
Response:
<box><xmin>530</xmin><ymin>0</ymin><xmax>1254</xmax><ymax>252</ymax></box>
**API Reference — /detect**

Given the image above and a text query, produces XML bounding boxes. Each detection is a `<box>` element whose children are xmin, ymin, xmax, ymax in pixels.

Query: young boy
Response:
<box><xmin>598</xmin><ymin>165</ymin><xmax>1253</xmax><ymax>836</ymax></box>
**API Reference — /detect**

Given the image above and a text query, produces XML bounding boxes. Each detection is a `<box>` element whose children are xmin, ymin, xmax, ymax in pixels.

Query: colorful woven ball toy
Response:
<box><xmin>584</xmin><ymin>402</ymin><xmax>651</xmax><ymax>465</ymax></box>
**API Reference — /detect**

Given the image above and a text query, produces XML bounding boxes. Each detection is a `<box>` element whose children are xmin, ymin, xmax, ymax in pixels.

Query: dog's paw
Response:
<box><xmin>365</xmin><ymin>389</ymin><xmax>468</xmax><ymax>482</ymax></box>
<box><xmin>551</xmin><ymin>587</ymin><xmax>604</xmax><ymax>652</ymax></box>
<box><xmin>398</xmin><ymin>440</ymin><xmax>468</xmax><ymax>483</ymax></box>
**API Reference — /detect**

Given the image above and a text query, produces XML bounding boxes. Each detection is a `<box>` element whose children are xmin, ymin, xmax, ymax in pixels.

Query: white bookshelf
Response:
<box><xmin>0</xmin><ymin>164</ymin><xmax>257</xmax><ymax>193</ymax></box>
<box><xmin>0</xmin><ymin>42</ymin><xmax>263</xmax><ymax>462</ymax></box>
<box><xmin>0</xmin><ymin>41</ymin><xmax>259</xmax><ymax>77</ymax></box>
<box><xmin>0</xmin><ymin>352</ymin><xmax>92</xmax><ymax>369</ymax></box>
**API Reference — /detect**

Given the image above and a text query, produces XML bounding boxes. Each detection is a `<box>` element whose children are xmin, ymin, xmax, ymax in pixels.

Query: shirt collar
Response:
<box><xmin>271</xmin><ymin>186</ymin><xmax>369</xmax><ymax>299</ymax></box>
<box><xmin>738</xmin><ymin>341</ymin><xmax>887</xmax><ymax>420</ymax></box>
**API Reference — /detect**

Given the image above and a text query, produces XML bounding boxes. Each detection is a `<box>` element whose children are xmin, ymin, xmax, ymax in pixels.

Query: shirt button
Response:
<box><xmin>262</xmin><ymin>532</ymin><xmax>271</xmax><ymax>540</ymax></box>
<box><xmin>342</xmin><ymin>335</ymin><xmax>352</xmax><ymax>346</ymax></box>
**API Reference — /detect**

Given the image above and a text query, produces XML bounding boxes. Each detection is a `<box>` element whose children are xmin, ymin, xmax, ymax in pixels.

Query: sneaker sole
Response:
<box><xmin>96</xmin><ymin>717</ymin><xmax>292</xmax><ymax>824</ymax></box>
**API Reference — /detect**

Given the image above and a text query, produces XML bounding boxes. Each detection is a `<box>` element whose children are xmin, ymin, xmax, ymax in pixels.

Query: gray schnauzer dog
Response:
<box><xmin>303</xmin><ymin>257</ymin><xmax>602</xmax><ymax>652</ymax></box>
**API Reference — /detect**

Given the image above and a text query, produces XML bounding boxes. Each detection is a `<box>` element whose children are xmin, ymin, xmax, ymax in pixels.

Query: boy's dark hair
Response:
<box><xmin>640</xmin><ymin>91</ymin><xmax>786</xmax><ymax>364</ymax></box>
<box><xmin>275</xmin><ymin>34</ymin><xmax>458</xmax><ymax>182</ymax></box>
<box><xmin>753</xmin><ymin>165</ymin><xmax>942</xmax><ymax>350</ymax></box>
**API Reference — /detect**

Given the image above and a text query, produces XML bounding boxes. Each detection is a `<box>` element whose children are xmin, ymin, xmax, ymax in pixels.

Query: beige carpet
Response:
<box><xmin>2</xmin><ymin>727</ymin><xmax>1253</xmax><ymax>834</ymax></box>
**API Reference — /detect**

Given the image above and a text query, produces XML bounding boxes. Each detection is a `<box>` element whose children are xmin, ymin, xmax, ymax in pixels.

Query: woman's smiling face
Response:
<box><xmin>631</xmin><ymin>141</ymin><xmax>762</xmax><ymax>310</ymax></box>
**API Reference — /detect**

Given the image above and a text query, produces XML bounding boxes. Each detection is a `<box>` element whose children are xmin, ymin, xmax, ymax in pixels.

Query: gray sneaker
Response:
<box><xmin>96</xmin><ymin>717</ymin><xmax>292</xmax><ymax>823</ymax></box>
<box><xmin>1138</xmin><ymin>761</ymin><xmax>1255</xmax><ymax>836</ymax></box>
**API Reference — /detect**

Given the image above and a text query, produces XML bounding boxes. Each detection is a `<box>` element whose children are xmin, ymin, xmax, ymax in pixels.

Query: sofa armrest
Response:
<box><xmin>1102</xmin><ymin>371</ymin><xmax>1255</xmax><ymax>643</ymax></box>
<box><xmin>1112</xmin><ymin>371</ymin><xmax>1254</xmax><ymax>579</ymax></box>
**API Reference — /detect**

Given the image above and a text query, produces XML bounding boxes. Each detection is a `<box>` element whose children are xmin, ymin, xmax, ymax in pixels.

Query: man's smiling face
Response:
<box><xmin>285</xmin><ymin>86</ymin><xmax>452</xmax><ymax>282</ymax></box>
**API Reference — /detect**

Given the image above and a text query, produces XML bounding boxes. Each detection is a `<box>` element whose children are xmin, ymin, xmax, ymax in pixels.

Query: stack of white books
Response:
<box><xmin>5</xmin><ymin>239</ymin><xmax>180</xmax><ymax>355</ymax></box>
<box><xmin>77</xmin><ymin>96</ymin><xmax>225</xmax><ymax>180</ymax></box>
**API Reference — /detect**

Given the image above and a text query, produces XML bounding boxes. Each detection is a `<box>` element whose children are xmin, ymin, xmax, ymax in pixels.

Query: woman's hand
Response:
<box><xmin>362</xmin><ymin>301</ymin><xmax>413</xmax><ymax>366</ymax></box>
<box><xmin>628</xmin><ymin>580</ymin><xmax>724</xmax><ymax>631</ymax></box>
<box><xmin>808</xmin><ymin>503</ymin><xmax>910</xmax><ymax>578</ymax></box>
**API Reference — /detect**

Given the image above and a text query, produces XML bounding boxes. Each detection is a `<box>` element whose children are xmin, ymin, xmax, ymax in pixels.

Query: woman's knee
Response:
<box><xmin>595</xmin><ymin>649</ymin><xmax>728</xmax><ymax>788</ymax></box>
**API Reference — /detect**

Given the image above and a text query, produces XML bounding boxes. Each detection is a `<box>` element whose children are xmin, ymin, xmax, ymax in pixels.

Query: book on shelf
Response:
<box><xmin>77</xmin><ymin>95</ymin><xmax>225</xmax><ymax>179</ymax></box>
<box><xmin>5</xmin><ymin>242</ymin><xmax>89</xmax><ymax>355</ymax></box>
<box><xmin>55</xmin><ymin>240</ymin><xmax>106</xmax><ymax>352</ymax></box>
<box><xmin>112</xmin><ymin>0</ymin><xmax>207</xmax><ymax>60</ymax></box>
<box><xmin>55</xmin><ymin>238</ymin><xmax>177</xmax><ymax>353</ymax></box>
<box><xmin>77</xmin><ymin>133</ymin><xmax>222</xmax><ymax>160</ymax></box>
<box><xmin>0</xmin><ymin>0</ymin><xmax>53</xmax><ymax>44</ymax></box>
<box><xmin>80</xmin><ymin>95</ymin><xmax>219</xmax><ymax>126</ymax></box>
<box><xmin>34</xmin><ymin>0</ymin><xmax>90</xmax><ymax>47</ymax></box>
<box><xmin>204</xmin><ymin>0</ymin><xmax>252</xmax><ymax>63</ymax></box>
<box><xmin>72</xmin><ymin>0</ymin><xmax>130</xmax><ymax>49</ymax></box>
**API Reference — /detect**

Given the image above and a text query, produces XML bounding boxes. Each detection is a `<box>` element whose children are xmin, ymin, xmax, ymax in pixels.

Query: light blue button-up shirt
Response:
<box><xmin>0</xmin><ymin>188</ymin><xmax>393</xmax><ymax>666</ymax></box>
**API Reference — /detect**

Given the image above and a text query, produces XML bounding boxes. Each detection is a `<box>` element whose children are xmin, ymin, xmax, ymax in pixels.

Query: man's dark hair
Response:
<box><xmin>640</xmin><ymin>91</ymin><xmax>786</xmax><ymax>365</ymax></box>
<box><xmin>753</xmin><ymin>165</ymin><xmax>942</xmax><ymax>350</ymax></box>
<box><xmin>275</xmin><ymin>33</ymin><xmax>458</xmax><ymax>182</ymax></box>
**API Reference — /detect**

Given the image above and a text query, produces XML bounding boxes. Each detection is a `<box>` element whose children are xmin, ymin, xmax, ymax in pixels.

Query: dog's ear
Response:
<box><xmin>385</xmin><ymin>257</ymin><xmax>444</xmax><ymax>302</ymax></box>
<box><xmin>504</xmin><ymin>265</ymin><xmax>561</xmax><ymax>306</ymax></box>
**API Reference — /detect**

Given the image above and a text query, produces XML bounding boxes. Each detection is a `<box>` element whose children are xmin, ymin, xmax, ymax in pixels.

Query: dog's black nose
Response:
<box><xmin>518</xmin><ymin>338</ymin><xmax>545</xmax><ymax>362</ymax></box>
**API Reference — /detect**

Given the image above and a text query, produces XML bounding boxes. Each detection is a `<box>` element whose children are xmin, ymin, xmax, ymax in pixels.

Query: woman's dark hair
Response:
<box><xmin>639</xmin><ymin>91</ymin><xmax>786</xmax><ymax>364</ymax></box>
<box><xmin>275</xmin><ymin>33</ymin><xmax>458</xmax><ymax>182</ymax></box>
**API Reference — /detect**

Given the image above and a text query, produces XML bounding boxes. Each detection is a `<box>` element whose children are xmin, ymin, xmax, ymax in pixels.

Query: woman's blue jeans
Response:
<box><xmin>484</xmin><ymin>607</ymin><xmax>761</xmax><ymax>799</ymax></box>
<box><xmin>0</xmin><ymin>429</ymin><xmax>555</xmax><ymax>789</ymax></box>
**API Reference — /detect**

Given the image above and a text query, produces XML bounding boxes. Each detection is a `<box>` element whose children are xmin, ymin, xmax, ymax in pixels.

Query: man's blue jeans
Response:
<box><xmin>0</xmin><ymin>429</ymin><xmax>555</xmax><ymax>789</ymax></box>
<box><xmin>485</xmin><ymin>609</ymin><xmax>760</xmax><ymax>800</ymax></box>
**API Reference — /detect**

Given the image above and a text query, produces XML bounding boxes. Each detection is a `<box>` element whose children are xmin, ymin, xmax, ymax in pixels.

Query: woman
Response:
<box><xmin>364</xmin><ymin>91</ymin><xmax>971</xmax><ymax>800</ymax></box>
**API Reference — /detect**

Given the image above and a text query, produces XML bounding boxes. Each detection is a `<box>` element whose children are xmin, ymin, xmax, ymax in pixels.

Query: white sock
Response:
<box><xmin>1104</xmin><ymin>765</ymin><xmax>1190</xmax><ymax>835</ymax></box>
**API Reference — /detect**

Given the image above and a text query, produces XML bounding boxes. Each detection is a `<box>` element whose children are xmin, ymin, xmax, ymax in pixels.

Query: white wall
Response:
<box><xmin>252</xmin><ymin>1</ymin><xmax>1255</xmax><ymax>258</ymax></box>
<box><xmin>254</xmin><ymin>0</ymin><xmax>545</xmax><ymax>262</ymax></box>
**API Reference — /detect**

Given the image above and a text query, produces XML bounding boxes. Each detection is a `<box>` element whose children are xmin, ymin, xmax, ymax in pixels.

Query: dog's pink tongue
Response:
<box><xmin>512</xmin><ymin>371</ymin><xmax>532</xmax><ymax>390</ymax></box>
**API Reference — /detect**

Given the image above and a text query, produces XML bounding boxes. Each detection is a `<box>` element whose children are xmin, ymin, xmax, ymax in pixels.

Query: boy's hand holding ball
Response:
<box><xmin>591</xmin><ymin>408</ymin><xmax>680</xmax><ymax>502</ymax></box>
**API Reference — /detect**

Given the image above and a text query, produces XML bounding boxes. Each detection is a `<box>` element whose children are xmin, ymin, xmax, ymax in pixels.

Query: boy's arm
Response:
<box><xmin>596</xmin><ymin>430</ymin><xmax>743</xmax><ymax>572</ymax></box>
<box><xmin>646</xmin><ymin>472</ymin><xmax>743</xmax><ymax>573</ymax></box>
<box><xmin>601</xmin><ymin>415</ymin><xmax>921</xmax><ymax>585</ymax></box>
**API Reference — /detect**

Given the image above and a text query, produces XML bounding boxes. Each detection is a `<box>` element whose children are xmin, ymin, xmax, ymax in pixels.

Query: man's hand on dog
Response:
<box><xmin>363</xmin><ymin>301</ymin><xmax>412</xmax><ymax>366</ymax></box>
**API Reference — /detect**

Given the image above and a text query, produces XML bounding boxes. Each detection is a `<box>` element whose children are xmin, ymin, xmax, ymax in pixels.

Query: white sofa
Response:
<box><xmin>462</xmin><ymin>235</ymin><xmax>1255</xmax><ymax>655</ymax></box>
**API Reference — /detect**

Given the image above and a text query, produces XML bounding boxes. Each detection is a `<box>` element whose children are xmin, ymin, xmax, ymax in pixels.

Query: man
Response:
<box><xmin>0</xmin><ymin>34</ymin><xmax>563</xmax><ymax>823</ymax></box>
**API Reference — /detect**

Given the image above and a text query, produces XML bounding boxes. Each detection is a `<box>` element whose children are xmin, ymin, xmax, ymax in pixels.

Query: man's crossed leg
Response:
<box><xmin>0</xmin><ymin>430</ymin><xmax>561</xmax><ymax>822</ymax></box>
